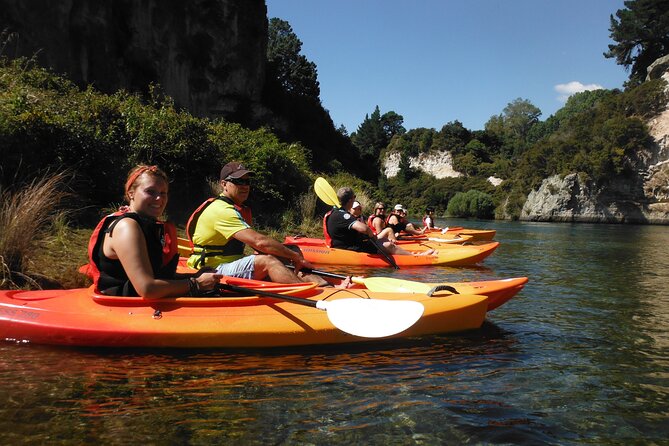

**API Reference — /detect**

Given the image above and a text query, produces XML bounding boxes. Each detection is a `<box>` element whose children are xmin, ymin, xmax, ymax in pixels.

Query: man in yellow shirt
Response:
<box><xmin>187</xmin><ymin>162</ymin><xmax>323</xmax><ymax>283</ymax></box>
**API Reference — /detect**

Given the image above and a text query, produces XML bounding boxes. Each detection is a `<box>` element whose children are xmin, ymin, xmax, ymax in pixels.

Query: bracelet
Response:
<box><xmin>187</xmin><ymin>277</ymin><xmax>200</xmax><ymax>296</ymax></box>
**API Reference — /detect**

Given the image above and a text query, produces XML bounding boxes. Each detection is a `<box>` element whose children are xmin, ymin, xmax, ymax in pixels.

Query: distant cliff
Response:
<box><xmin>0</xmin><ymin>0</ymin><xmax>269</xmax><ymax>125</ymax></box>
<box><xmin>381</xmin><ymin>58</ymin><xmax>669</xmax><ymax>224</ymax></box>
<box><xmin>383</xmin><ymin>150</ymin><xmax>462</xmax><ymax>179</ymax></box>
<box><xmin>520</xmin><ymin>57</ymin><xmax>669</xmax><ymax>224</ymax></box>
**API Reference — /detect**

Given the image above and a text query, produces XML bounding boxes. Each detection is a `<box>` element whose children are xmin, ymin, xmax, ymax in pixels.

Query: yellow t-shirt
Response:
<box><xmin>186</xmin><ymin>197</ymin><xmax>250</xmax><ymax>268</ymax></box>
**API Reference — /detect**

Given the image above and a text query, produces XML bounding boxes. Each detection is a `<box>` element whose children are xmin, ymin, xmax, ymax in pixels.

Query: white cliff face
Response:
<box><xmin>383</xmin><ymin>150</ymin><xmax>463</xmax><ymax>179</ymax></box>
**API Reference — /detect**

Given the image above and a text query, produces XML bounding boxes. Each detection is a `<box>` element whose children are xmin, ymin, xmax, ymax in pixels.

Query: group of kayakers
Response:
<box><xmin>88</xmin><ymin>162</ymin><xmax>436</xmax><ymax>299</ymax></box>
<box><xmin>324</xmin><ymin>188</ymin><xmax>435</xmax><ymax>258</ymax></box>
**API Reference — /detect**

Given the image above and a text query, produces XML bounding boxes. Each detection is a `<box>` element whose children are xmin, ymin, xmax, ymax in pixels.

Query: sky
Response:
<box><xmin>265</xmin><ymin>0</ymin><xmax>630</xmax><ymax>133</ymax></box>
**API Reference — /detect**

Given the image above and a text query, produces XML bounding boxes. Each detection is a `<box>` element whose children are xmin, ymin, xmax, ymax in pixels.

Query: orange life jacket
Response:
<box><xmin>185</xmin><ymin>196</ymin><xmax>253</xmax><ymax>268</ymax></box>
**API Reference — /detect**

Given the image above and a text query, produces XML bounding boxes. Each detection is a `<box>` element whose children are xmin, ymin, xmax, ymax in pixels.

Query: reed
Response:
<box><xmin>0</xmin><ymin>172</ymin><xmax>71</xmax><ymax>289</ymax></box>
<box><xmin>285</xmin><ymin>192</ymin><xmax>322</xmax><ymax>237</ymax></box>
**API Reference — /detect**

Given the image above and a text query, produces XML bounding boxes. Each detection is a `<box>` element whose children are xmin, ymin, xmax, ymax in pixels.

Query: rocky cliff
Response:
<box><xmin>521</xmin><ymin>58</ymin><xmax>669</xmax><ymax>224</ymax></box>
<box><xmin>383</xmin><ymin>150</ymin><xmax>462</xmax><ymax>179</ymax></box>
<box><xmin>0</xmin><ymin>0</ymin><xmax>268</xmax><ymax>124</ymax></box>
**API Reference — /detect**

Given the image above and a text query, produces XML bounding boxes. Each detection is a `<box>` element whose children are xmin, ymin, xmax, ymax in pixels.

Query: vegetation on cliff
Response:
<box><xmin>0</xmin><ymin>56</ymin><xmax>317</xmax><ymax>226</ymax></box>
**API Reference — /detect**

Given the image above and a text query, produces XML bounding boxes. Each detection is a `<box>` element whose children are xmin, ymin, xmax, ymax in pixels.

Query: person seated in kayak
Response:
<box><xmin>349</xmin><ymin>200</ymin><xmax>364</xmax><ymax>222</ymax></box>
<box><xmin>366</xmin><ymin>201</ymin><xmax>399</xmax><ymax>242</ymax></box>
<box><xmin>423</xmin><ymin>207</ymin><xmax>441</xmax><ymax>230</ymax></box>
<box><xmin>88</xmin><ymin>165</ymin><xmax>222</xmax><ymax>298</ymax></box>
<box><xmin>325</xmin><ymin>187</ymin><xmax>435</xmax><ymax>256</ymax></box>
<box><xmin>387</xmin><ymin>204</ymin><xmax>426</xmax><ymax>237</ymax></box>
<box><xmin>186</xmin><ymin>161</ymin><xmax>330</xmax><ymax>285</ymax></box>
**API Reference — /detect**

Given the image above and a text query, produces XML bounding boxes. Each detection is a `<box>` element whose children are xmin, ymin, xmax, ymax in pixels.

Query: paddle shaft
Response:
<box><xmin>286</xmin><ymin>265</ymin><xmax>347</xmax><ymax>280</ymax></box>
<box><xmin>367</xmin><ymin>236</ymin><xmax>400</xmax><ymax>269</ymax></box>
<box><xmin>219</xmin><ymin>283</ymin><xmax>317</xmax><ymax>307</ymax></box>
<box><xmin>286</xmin><ymin>266</ymin><xmax>458</xmax><ymax>295</ymax></box>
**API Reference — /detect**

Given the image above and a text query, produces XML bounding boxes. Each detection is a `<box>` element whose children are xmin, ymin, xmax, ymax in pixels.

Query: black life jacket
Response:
<box><xmin>87</xmin><ymin>210</ymin><xmax>179</xmax><ymax>296</ymax></box>
<box><xmin>386</xmin><ymin>214</ymin><xmax>408</xmax><ymax>234</ymax></box>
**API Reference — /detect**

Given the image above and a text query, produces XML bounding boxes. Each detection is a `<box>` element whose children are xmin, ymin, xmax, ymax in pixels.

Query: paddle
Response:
<box><xmin>285</xmin><ymin>265</ymin><xmax>460</xmax><ymax>295</ymax></box>
<box><xmin>218</xmin><ymin>282</ymin><xmax>424</xmax><ymax>338</ymax></box>
<box><xmin>314</xmin><ymin>177</ymin><xmax>400</xmax><ymax>269</ymax></box>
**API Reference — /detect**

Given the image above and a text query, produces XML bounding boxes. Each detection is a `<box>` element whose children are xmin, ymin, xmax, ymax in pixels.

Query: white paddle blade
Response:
<box><xmin>317</xmin><ymin>298</ymin><xmax>424</xmax><ymax>338</ymax></box>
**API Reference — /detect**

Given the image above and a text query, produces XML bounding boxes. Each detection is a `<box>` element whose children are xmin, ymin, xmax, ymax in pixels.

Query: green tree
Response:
<box><xmin>485</xmin><ymin>98</ymin><xmax>541</xmax><ymax>158</ymax></box>
<box><xmin>352</xmin><ymin>106</ymin><xmax>386</xmax><ymax>160</ymax></box>
<box><xmin>380</xmin><ymin>111</ymin><xmax>406</xmax><ymax>138</ymax></box>
<box><xmin>266</xmin><ymin>18</ymin><xmax>320</xmax><ymax>97</ymax></box>
<box><xmin>435</xmin><ymin>120</ymin><xmax>472</xmax><ymax>154</ymax></box>
<box><xmin>351</xmin><ymin>106</ymin><xmax>405</xmax><ymax>179</ymax></box>
<box><xmin>605</xmin><ymin>0</ymin><xmax>669</xmax><ymax>84</ymax></box>
<box><xmin>447</xmin><ymin>190</ymin><xmax>495</xmax><ymax>219</ymax></box>
<box><xmin>263</xmin><ymin>18</ymin><xmax>361</xmax><ymax>176</ymax></box>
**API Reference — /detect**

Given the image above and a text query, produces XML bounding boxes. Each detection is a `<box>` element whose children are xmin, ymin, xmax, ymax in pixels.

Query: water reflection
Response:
<box><xmin>1</xmin><ymin>220</ymin><xmax>668</xmax><ymax>444</ymax></box>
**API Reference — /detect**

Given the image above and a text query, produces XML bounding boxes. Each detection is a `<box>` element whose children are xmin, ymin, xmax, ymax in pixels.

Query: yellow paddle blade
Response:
<box><xmin>314</xmin><ymin>177</ymin><xmax>339</xmax><ymax>207</ymax></box>
<box><xmin>353</xmin><ymin>277</ymin><xmax>433</xmax><ymax>294</ymax></box>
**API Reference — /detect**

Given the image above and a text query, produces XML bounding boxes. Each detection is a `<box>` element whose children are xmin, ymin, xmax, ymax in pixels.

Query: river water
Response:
<box><xmin>1</xmin><ymin>220</ymin><xmax>668</xmax><ymax>445</ymax></box>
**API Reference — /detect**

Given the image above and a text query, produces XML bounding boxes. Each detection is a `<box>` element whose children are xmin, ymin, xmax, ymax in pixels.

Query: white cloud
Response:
<box><xmin>554</xmin><ymin>81</ymin><xmax>604</xmax><ymax>102</ymax></box>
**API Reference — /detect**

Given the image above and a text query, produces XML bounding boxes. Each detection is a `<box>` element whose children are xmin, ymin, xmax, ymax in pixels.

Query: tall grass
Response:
<box><xmin>0</xmin><ymin>172</ymin><xmax>71</xmax><ymax>289</ymax></box>
<box><xmin>280</xmin><ymin>193</ymin><xmax>322</xmax><ymax>237</ymax></box>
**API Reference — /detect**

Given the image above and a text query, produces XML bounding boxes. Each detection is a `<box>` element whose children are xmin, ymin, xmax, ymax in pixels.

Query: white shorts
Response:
<box><xmin>215</xmin><ymin>255</ymin><xmax>256</xmax><ymax>279</ymax></box>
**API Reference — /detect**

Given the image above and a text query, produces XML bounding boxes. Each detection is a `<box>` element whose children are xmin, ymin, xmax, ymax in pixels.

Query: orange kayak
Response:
<box><xmin>396</xmin><ymin>233</ymin><xmax>474</xmax><ymax>244</ymax></box>
<box><xmin>283</xmin><ymin>236</ymin><xmax>499</xmax><ymax>267</ymax></box>
<box><xmin>0</xmin><ymin>285</ymin><xmax>488</xmax><ymax>348</ymax></box>
<box><xmin>425</xmin><ymin>227</ymin><xmax>497</xmax><ymax>241</ymax></box>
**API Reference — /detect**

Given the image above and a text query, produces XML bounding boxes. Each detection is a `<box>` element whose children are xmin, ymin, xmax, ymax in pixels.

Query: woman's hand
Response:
<box><xmin>194</xmin><ymin>271</ymin><xmax>223</xmax><ymax>292</ymax></box>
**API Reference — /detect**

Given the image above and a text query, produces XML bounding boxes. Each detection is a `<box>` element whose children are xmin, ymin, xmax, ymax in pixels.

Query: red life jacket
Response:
<box><xmin>86</xmin><ymin>210</ymin><xmax>178</xmax><ymax>293</ymax></box>
<box><xmin>185</xmin><ymin>196</ymin><xmax>253</xmax><ymax>268</ymax></box>
<box><xmin>368</xmin><ymin>214</ymin><xmax>387</xmax><ymax>235</ymax></box>
<box><xmin>322</xmin><ymin>208</ymin><xmax>334</xmax><ymax>247</ymax></box>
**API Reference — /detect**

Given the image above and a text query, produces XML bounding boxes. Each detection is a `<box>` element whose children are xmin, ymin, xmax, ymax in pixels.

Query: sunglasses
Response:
<box><xmin>226</xmin><ymin>177</ymin><xmax>252</xmax><ymax>186</ymax></box>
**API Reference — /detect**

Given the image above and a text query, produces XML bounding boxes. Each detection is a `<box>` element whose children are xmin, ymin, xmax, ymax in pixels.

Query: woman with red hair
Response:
<box><xmin>87</xmin><ymin>165</ymin><xmax>221</xmax><ymax>297</ymax></box>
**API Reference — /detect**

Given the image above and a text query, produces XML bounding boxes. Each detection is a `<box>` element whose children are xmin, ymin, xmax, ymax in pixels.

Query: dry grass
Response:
<box><xmin>0</xmin><ymin>172</ymin><xmax>85</xmax><ymax>289</ymax></box>
<box><xmin>281</xmin><ymin>193</ymin><xmax>322</xmax><ymax>237</ymax></box>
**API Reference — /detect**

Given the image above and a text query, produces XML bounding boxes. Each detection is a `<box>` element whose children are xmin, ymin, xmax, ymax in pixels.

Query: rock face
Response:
<box><xmin>0</xmin><ymin>0</ymin><xmax>268</xmax><ymax>124</ymax></box>
<box><xmin>521</xmin><ymin>58</ymin><xmax>669</xmax><ymax>224</ymax></box>
<box><xmin>383</xmin><ymin>150</ymin><xmax>463</xmax><ymax>179</ymax></box>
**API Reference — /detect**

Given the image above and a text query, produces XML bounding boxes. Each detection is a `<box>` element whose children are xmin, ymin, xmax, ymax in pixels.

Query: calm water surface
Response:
<box><xmin>1</xmin><ymin>220</ymin><xmax>668</xmax><ymax>445</ymax></box>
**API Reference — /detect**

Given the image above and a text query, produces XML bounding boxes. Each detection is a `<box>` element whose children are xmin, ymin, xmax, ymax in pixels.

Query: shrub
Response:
<box><xmin>447</xmin><ymin>190</ymin><xmax>495</xmax><ymax>219</ymax></box>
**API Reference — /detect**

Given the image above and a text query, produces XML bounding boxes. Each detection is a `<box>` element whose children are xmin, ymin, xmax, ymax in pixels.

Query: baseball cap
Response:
<box><xmin>220</xmin><ymin>162</ymin><xmax>254</xmax><ymax>180</ymax></box>
<box><xmin>352</xmin><ymin>201</ymin><xmax>361</xmax><ymax>209</ymax></box>
<box><xmin>394</xmin><ymin>204</ymin><xmax>405</xmax><ymax>211</ymax></box>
